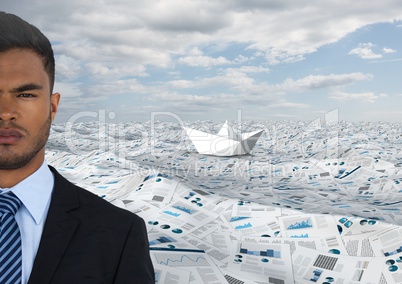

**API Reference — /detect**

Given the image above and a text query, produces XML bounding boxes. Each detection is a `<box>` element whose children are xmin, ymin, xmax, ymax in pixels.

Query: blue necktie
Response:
<box><xmin>0</xmin><ymin>192</ymin><xmax>22</xmax><ymax>284</ymax></box>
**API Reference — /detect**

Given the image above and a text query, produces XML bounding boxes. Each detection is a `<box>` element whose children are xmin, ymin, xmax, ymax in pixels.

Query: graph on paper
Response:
<box><xmin>155</xmin><ymin>252</ymin><xmax>209</xmax><ymax>267</ymax></box>
<box><xmin>239</xmin><ymin>246</ymin><xmax>281</xmax><ymax>258</ymax></box>
<box><xmin>285</xmin><ymin>217</ymin><xmax>313</xmax><ymax>230</ymax></box>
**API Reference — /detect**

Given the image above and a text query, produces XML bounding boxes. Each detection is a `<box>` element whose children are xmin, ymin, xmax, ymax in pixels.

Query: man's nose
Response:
<box><xmin>0</xmin><ymin>96</ymin><xmax>17</xmax><ymax>121</ymax></box>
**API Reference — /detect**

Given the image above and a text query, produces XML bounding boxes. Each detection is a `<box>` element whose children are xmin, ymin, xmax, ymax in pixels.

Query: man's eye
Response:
<box><xmin>18</xmin><ymin>93</ymin><xmax>35</xmax><ymax>98</ymax></box>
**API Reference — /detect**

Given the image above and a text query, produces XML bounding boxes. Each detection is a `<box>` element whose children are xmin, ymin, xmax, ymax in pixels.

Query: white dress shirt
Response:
<box><xmin>0</xmin><ymin>161</ymin><xmax>54</xmax><ymax>284</ymax></box>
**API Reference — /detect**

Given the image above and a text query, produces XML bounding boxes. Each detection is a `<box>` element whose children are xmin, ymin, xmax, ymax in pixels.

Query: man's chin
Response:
<box><xmin>0</xmin><ymin>155</ymin><xmax>34</xmax><ymax>170</ymax></box>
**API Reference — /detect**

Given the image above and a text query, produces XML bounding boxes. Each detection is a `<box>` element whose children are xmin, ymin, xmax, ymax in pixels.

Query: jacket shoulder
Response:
<box><xmin>49</xmin><ymin>165</ymin><xmax>143</xmax><ymax>224</ymax></box>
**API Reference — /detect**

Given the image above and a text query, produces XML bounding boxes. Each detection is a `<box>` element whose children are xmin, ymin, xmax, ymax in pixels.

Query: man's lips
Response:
<box><xmin>0</xmin><ymin>129</ymin><xmax>23</xmax><ymax>144</ymax></box>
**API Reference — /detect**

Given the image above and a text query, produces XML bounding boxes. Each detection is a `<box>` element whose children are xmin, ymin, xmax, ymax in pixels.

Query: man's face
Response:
<box><xmin>0</xmin><ymin>48</ymin><xmax>60</xmax><ymax>170</ymax></box>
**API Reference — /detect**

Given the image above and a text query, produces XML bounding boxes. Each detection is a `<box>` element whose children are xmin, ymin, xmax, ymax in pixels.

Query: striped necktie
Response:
<box><xmin>0</xmin><ymin>192</ymin><xmax>22</xmax><ymax>284</ymax></box>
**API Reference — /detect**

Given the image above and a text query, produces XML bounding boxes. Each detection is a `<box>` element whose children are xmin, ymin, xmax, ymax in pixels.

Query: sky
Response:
<box><xmin>2</xmin><ymin>1</ymin><xmax>402</xmax><ymax>123</ymax></box>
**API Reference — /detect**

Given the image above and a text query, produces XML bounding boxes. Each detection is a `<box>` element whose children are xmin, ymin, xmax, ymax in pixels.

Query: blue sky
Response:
<box><xmin>3</xmin><ymin>1</ymin><xmax>402</xmax><ymax>123</ymax></box>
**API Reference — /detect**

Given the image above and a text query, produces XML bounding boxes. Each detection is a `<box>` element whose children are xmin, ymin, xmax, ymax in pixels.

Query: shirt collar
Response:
<box><xmin>3</xmin><ymin>161</ymin><xmax>54</xmax><ymax>225</ymax></box>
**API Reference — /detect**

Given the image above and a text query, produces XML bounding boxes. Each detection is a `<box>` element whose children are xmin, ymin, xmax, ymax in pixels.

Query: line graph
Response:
<box><xmin>285</xmin><ymin>217</ymin><xmax>313</xmax><ymax>230</ymax></box>
<box><xmin>172</xmin><ymin>205</ymin><xmax>196</xmax><ymax>214</ymax></box>
<box><xmin>163</xmin><ymin>210</ymin><xmax>181</xmax><ymax>217</ymax></box>
<box><xmin>155</xmin><ymin>252</ymin><xmax>209</xmax><ymax>267</ymax></box>
<box><xmin>235</xmin><ymin>222</ymin><xmax>252</xmax><ymax>230</ymax></box>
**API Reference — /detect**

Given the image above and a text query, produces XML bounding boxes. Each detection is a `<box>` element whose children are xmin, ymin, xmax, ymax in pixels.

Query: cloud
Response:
<box><xmin>233</xmin><ymin>66</ymin><xmax>270</xmax><ymax>73</ymax></box>
<box><xmin>5</xmin><ymin>0</ymin><xmax>402</xmax><ymax>66</ymax></box>
<box><xmin>55</xmin><ymin>55</ymin><xmax>82</xmax><ymax>81</ymax></box>
<box><xmin>383</xmin><ymin>47</ymin><xmax>397</xmax><ymax>53</ymax></box>
<box><xmin>166</xmin><ymin>66</ymin><xmax>269</xmax><ymax>90</ymax></box>
<box><xmin>141</xmin><ymin>1</ymin><xmax>231</xmax><ymax>33</ymax></box>
<box><xmin>86</xmin><ymin>78</ymin><xmax>150</xmax><ymax>96</ymax></box>
<box><xmin>147</xmin><ymin>91</ymin><xmax>228</xmax><ymax>115</ymax></box>
<box><xmin>177</xmin><ymin>49</ymin><xmax>255</xmax><ymax>68</ymax></box>
<box><xmin>179</xmin><ymin>55</ymin><xmax>232</xmax><ymax>67</ymax></box>
<box><xmin>329</xmin><ymin>91</ymin><xmax>382</xmax><ymax>103</ymax></box>
<box><xmin>85</xmin><ymin>62</ymin><xmax>148</xmax><ymax>78</ymax></box>
<box><xmin>151</xmin><ymin>92</ymin><xmax>214</xmax><ymax>104</ymax></box>
<box><xmin>349</xmin><ymin>43</ymin><xmax>382</xmax><ymax>59</ymax></box>
<box><xmin>268</xmin><ymin>102</ymin><xmax>310</xmax><ymax>109</ymax></box>
<box><xmin>280</xmin><ymin>73</ymin><xmax>373</xmax><ymax>91</ymax></box>
<box><xmin>2</xmin><ymin>0</ymin><xmax>401</xmax><ymax>122</ymax></box>
<box><xmin>54</xmin><ymin>82</ymin><xmax>83</xmax><ymax>98</ymax></box>
<box><xmin>152</xmin><ymin>71</ymin><xmax>371</xmax><ymax>117</ymax></box>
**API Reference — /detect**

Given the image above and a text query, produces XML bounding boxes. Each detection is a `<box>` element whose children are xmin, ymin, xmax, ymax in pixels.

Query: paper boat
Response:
<box><xmin>183</xmin><ymin>121</ymin><xmax>263</xmax><ymax>156</ymax></box>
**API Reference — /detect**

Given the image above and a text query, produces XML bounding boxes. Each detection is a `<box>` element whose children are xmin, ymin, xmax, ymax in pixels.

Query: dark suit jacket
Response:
<box><xmin>27</xmin><ymin>166</ymin><xmax>155</xmax><ymax>284</ymax></box>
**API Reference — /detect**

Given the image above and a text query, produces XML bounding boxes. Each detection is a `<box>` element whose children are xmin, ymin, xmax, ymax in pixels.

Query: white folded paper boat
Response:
<box><xmin>183</xmin><ymin>121</ymin><xmax>263</xmax><ymax>156</ymax></box>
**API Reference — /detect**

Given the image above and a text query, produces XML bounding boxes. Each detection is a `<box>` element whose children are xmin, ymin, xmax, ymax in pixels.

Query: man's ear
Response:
<box><xmin>50</xmin><ymin>92</ymin><xmax>61</xmax><ymax>122</ymax></box>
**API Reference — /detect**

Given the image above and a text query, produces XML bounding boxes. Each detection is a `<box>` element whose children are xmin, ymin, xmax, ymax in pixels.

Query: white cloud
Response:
<box><xmin>280</xmin><ymin>73</ymin><xmax>373</xmax><ymax>91</ymax></box>
<box><xmin>3</xmin><ymin>0</ymin><xmax>401</xmax><ymax>121</ymax></box>
<box><xmin>268</xmin><ymin>103</ymin><xmax>310</xmax><ymax>109</ymax></box>
<box><xmin>86</xmin><ymin>62</ymin><xmax>148</xmax><ymax>78</ymax></box>
<box><xmin>151</xmin><ymin>92</ymin><xmax>214</xmax><ymax>104</ymax></box>
<box><xmin>6</xmin><ymin>0</ymin><xmax>402</xmax><ymax>66</ymax></box>
<box><xmin>329</xmin><ymin>91</ymin><xmax>381</xmax><ymax>103</ymax></box>
<box><xmin>54</xmin><ymin>82</ymin><xmax>83</xmax><ymax>98</ymax></box>
<box><xmin>383</xmin><ymin>47</ymin><xmax>397</xmax><ymax>53</ymax></box>
<box><xmin>85</xmin><ymin>78</ymin><xmax>150</xmax><ymax>97</ymax></box>
<box><xmin>349</xmin><ymin>43</ymin><xmax>382</xmax><ymax>59</ymax></box>
<box><xmin>55</xmin><ymin>55</ymin><xmax>82</xmax><ymax>80</ymax></box>
<box><xmin>235</xmin><ymin>66</ymin><xmax>270</xmax><ymax>73</ymax></box>
<box><xmin>179</xmin><ymin>55</ymin><xmax>231</xmax><ymax>67</ymax></box>
<box><xmin>167</xmin><ymin>80</ymin><xmax>200</xmax><ymax>89</ymax></box>
<box><xmin>234</xmin><ymin>55</ymin><xmax>251</xmax><ymax>64</ymax></box>
<box><xmin>159</xmin><ymin>71</ymin><xmax>372</xmax><ymax>117</ymax></box>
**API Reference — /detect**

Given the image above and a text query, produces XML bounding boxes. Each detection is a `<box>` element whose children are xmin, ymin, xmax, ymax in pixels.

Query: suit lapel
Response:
<box><xmin>28</xmin><ymin>166</ymin><xmax>79</xmax><ymax>284</ymax></box>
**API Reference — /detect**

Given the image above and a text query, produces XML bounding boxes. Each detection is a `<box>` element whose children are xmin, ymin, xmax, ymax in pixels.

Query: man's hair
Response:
<box><xmin>0</xmin><ymin>11</ymin><xmax>55</xmax><ymax>92</ymax></box>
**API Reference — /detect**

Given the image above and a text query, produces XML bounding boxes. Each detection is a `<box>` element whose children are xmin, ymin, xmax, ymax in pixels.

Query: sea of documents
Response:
<box><xmin>46</xmin><ymin>119</ymin><xmax>402</xmax><ymax>283</ymax></box>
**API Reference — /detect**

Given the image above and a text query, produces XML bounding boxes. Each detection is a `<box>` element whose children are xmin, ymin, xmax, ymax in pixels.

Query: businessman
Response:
<box><xmin>0</xmin><ymin>11</ymin><xmax>155</xmax><ymax>283</ymax></box>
